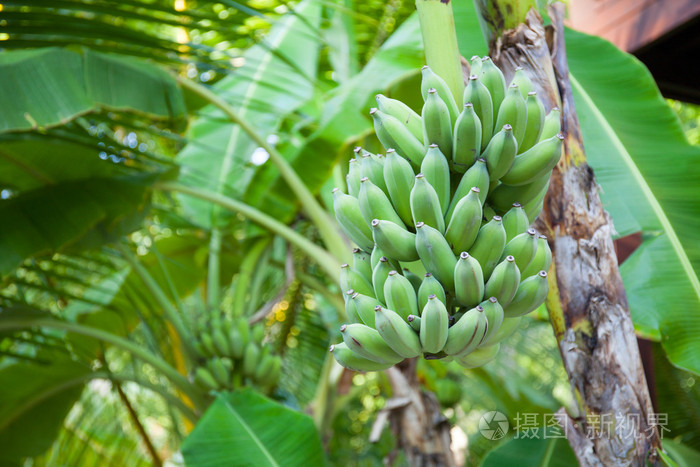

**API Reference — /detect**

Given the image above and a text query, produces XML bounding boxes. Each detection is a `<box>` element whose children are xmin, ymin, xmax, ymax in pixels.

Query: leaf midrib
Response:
<box><xmin>570</xmin><ymin>74</ymin><xmax>700</xmax><ymax>303</ymax></box>
<box><xmin>220</xmin><ymin>395</ymin><xmax>280</xmax><ymax>467</ymax></box>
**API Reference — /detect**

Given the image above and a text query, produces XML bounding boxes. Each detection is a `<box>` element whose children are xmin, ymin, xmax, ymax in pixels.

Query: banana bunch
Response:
<box><xmin>331</xmin><ymin>58</ymin><xmax>557</xmax><ymax>372</ymax></box>
<box><xmin>190</xmin><ymin>311</ymin><xmax>281</xmax><ymax>393</ymax></box>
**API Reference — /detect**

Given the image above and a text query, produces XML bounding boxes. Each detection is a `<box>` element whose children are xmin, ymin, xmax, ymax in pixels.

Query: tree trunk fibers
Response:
<box><xmin>486</xmin><ymin>4</ymin><xmax>661</xmax><ymax>465</ymax></box>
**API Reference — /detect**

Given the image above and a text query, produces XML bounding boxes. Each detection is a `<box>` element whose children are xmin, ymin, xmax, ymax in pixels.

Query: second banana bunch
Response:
<box><xmin>331</xmin><ymin>57</ymin><xmax>559</xmax><ymax>372</ymax></box>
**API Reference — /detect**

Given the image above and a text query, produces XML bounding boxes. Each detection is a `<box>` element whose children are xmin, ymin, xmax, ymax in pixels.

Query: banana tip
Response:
<box><xmin>379</xmin><ymin>256</ymin><xmax>388</xmax><ymax>263</ymax></box>
<box><xmin>370</xmin><ymin>108</ymin><xmax>378</xmax><ymax>115</ymax></box>
<box><xmin>539</xmin><ymin>271</ymin><xmax>548</xmax><ymax>277</ymax></box>
<box><xmin>429</xmin><ymin>143</ymin><xmax>439</xmax><ymax>148</ymax></box>
<box><xmin>341</xmin><ymin>263</ymin><xmax>349</xmax><ymax>268</ymax></box>
<box><xmin>428</xmin><ymin>294</ymin><xmax>436</xmax><ymax>300</ymax></box>
<box><xmin>388</xmin><ymin>270</ymin><xmax>398</xmax><ymax>276</ymax></box>
<box><xmin>489</xmin><ymin>296</ymin><xmax>498</xmax><ymax>303</ymax></box>
<box><xmin>340</xmin><ymin>324</ymin><xmax>347</xmax><ymax>332</ymax></box>
<box><xmin>527</xmin><ymin>228</ymin><xmax>537</xmax><ymax>236</ymax></box>
<box><xmin>493</xmin><ymin>215</ymin><xmax>502</xmax><ymax>222</ymax></box>
<box><xmin>374</xmin><ymin>305</ymin><xmax>382</xmax><ymax>312</ymax></box>
<box><xmin>506</xmin><ymin>255</ymin><xmax>515</xmax><ymax>262</ymax></box>
<box><xmin>476</xmin><ymin>305</ymin><xmax>484</xmax><ymax>312</ymax></box>
<box><xmin>460</xmin><ymin>252</ymin><xmax>470</xmax><ymax>259</ymax></box>
<box><xmin>371</xmin><ymin>219</ymin><xmax>380</xmax><ymax>227</ymax></box>
<box><xmin>415</xmin><ymin>222</ymin><xmax>425</xmax><ymax>228</ymax></box>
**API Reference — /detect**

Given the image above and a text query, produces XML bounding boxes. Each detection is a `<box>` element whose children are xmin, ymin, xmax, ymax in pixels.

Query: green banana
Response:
<box><xmin>253</xmin><ymin>352</ymin><xmax>277</xmax><ymax>383</ymax></box>
<box><xmin>351</xmin><ymin>292</ymin><xmax>381</xmax><ymax>327</ymax></box>
<box><xmin>236</xmin><ymin>318</ymin><xmax>250</xmax><ymax>348</ymax></box>
<box><xmin>456</xmin><ymin>343</ymin><xmax>500</xmax><ymax>368</ymax></box>
<box><xmin>523</xmin><ymin>180</ymin><xmax>549</xmax><ymax>223</ymax></box>
<box><xmin>407</xmin><ymin>314</ymin><xmax>421</xmax><ymax>332</ymax></box>
<box><xmin>374</xmin><ymin>305</ymin><xmax>423</xmax><ymax>358</ymax></box>
<box><xmin>200</xmin><ymin>332</ymin><xmax>218</xmax><ymax>357</ymax></box>
<box><xmin>520</xmin><ymin>91</ymin><xmax>545</xmax><ymax>153</ymax></box>
<box><xmin>358</xmin><ymin>177</ymin><xmax>405</xmax><ymax>227</ymax></box>
<box><xmin>501</xmin><ymin>228</ymin><xmax>538</xmax><ymax>272</ymax></box>
<box><xmin>522</xmin><ymin>235</ymin><xmax>552</xmax><ymax>278</ymax></box>
<box><xmin>347</xmin><ymin>157</ymin><xmax>362</xmax><ymax>197</ymax></box>
<box><xmin>359</xmin><ymin>152</ymin><xmax>388</xmax><ymax>196</ymax></box>
<box><xmin>446</xmin><ymin>158</ymin><xmax>489</xmax><ymax>220</ymax></box>
<box><xmin>422</xmin><ymin>89</ymin><xmax>454</xmax><ymax>158</ymax></box>
<box><xmin>500</xmin><ymin>133</ymin><xmax>563</xmax><ymax>186</ymax></box>
<box><xmin>481</xmin><ymin>316</ymin><xmax>521</xmax><ymax>346</ymax></box>
<box><xmin>421</xmin><ymin>145</ymin><xmax>451</xmax><ymax>215</ymax></box>
<box><xmin>488</xmin><ymin>172</ymin><xmax>550</xmax><ymax>212</ymax></box>
<box><xmin>483</xmin><ymin>256</ymin><xmax>521</xmax><ymax>307</ymax></box>
<box><xmin>383</xmin><ymin>149</ymin><xmax>416</xmax><ymax>227</ymax></box>
<box><xmin>482</xmin><ymin>124</ymin><xmax>518</xmax><ymax>181</ymax></box>
<box><xmin>469</xmin><ymin>55</ymin><xmax>482</xmax><ymax>76</ymax></box>
<box><xmin>479</xmin><ymin>57</ymin><xmax>506</xmax><ymax>117</ymax></box>
<box><xmin>242</xmin><ymin>344</ymin><xmax>261</xmax><ymax>377</ymax></box>
<box><xmin>352</xmin><ymin>247</ymin><xmax>373</xmax><ymax>284</ymax></box>
<box><xmin>504</xmin><ymin>271</ymin><xmax>549</xmax><ymax>317</ymax></box>
<box><xmin>410</xmin><ymin>174</ymin><xmax>445</xmax><ymax>233</ymax></box>
<box><xmin>371</xmin><ymin>243</ymin><xmax>401</xmax><ymax>271</ymax></box>
<box><xmin>371</xmin><ymin>108</ymin><xmax>425</xmax><ymax>167</ymax></box>
<box><xmin>463</xmin><ymin>75</ymin><xmax>494</xmax><ymax>148</ymax></box>
<box><xmin>511</xmin><ymin>67</ymin><xmax>533</xmax><ymax>98</ymax></box>
<box><xmin>209</xmin><ymin>357</ymin><xmax>231</xmax><ymax>387</ymax></box>
<box><xmin>371</xmin><ymin>219</ymin><xmax>419</xmax><ymax>262</ymax></box>
<box><xmin>376</xmin><ymin>93</ymin><xmax>423</xmax><ymax>142</ymax></box>
<box><xmin>340</xmin><ymin>323</ymin><xmax>404</xmax><ymax>364</ymax></box>
<box><xmin>384</xmin><ymin>270</ymin><xmax>419</xmax><ymax>320</ymax></box>
<box><xmin>502</xmin><ymin>203</ymin><xmax>530</xmax><ymax>243</ymax></box>
<box><xmin>345</xmin><ymin>289</ymin><xmax>361</xmax><ymax>323</ymax></box>
<box><xmin>415</xmin><ymin>222</ymin><xmax>457</xmax><ymax>294</ymax></box>
<box><xmin>340</xmin><ymin>263</ymin><xmax>375</xmax><ymax>298</ymax></box>
<box><xmin>420</xmin><ymin>65</ymin><xmax>459</xmax><ymax>124</ymax></box>
<box><xmin>372</xmin><ymin>257</ymin><xmax>393</xmax><ymax>305</ymax></box>
<box><xmin>454</xmin><ymin>252</ymin><xmax>485</xmax><ymax>308</ymax></box>
<box><xmin>419</xmin><ymin>295</ymin><xmax>449</xmax><ymax>354</ymax></box>
<box><xmin>194</xmin><ymin>367</ymin><xmax>220</xmax><ymax>391</ymax></box>
<box><xmin>418</xmin><ymin>272</ymin><xmax>447</xmax><ymax>311</ymax></box>
<box><xmin>330</xmin><ymin>342</ymin><xmax>395</xmax><ymax>372</ymax></box>
<box><xmin>257</xmin><ymin>356</ymin><xmax>281</xmax><ymax>388</ymax></box>
<box><xmin>495</xmin><ymin>83</ymin><xmax>528</xmax><ymax>147</ymax></box>
<box><xmin>403</xmin><ymin>268</ymin><xmax>423</xmax><ymax>293</ymax></box>
<box><xmin>452</xmin><ymin>103</ymin><xmax>482</xmax><ymax>172</ymax></box>
<box><xmin>539</xmin><ymin>107</ymin><xmax>561</xmax><ymax>142</ymax></box>
<box><xmin>212</xmin><ymin>327</ymin><xmax>232</xmax><ymax>357</ymax></box>
<box><xmin>252</xmin><ymin>325</ymin><xmax>265</xmax><ymax>345</ymax></box>
<box><xmin>443</xmin><ymin>305</ymin><xmax>488</xmax><ymax>356</ymax></box>
<box><xmin>469</xmin><ymin>215</ymin><xmax>507</xmax><ymax>280</ymax></box>
<box><xmin>445</xmin><ymin>187</ymin><xmax>483</xmax><ymax>254</ymax></box>
<box><xmin>332</xmin><ymin>188</ymin><xmax>374</xmax><ymax>252</ymax></box>
<box><xmin>192</xmin><ymin>341</ymin><xmax>209</xmax><ymax>359</ymax></box>
<box><xmin>479</xmin><ymin>297</ymin><xmax>504</xmax><ymax>345</ymax></box>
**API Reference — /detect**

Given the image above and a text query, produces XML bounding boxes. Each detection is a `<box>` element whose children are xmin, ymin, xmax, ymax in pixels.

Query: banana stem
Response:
<box><xmin>176</xmin><ymin>76</ymin><xmax>349</xmax><ymax>263</ymax></box>
<box><xmin>157</xmin><ymin>182</ymin><xmax>342</xmax><ymax>281</ymax></box>
<box><xmin>230</xmin><ymin>239</ymin><xmax>270</xmax><ymax>318</ymax></box>
<box><xmin>416</xmin><ymin>0</ymin><xmax>465</xmax><ymax>104</ymax></box>
<box><xmin>472</xmin><ymin>0</ymin><xmax>539</xmax><ymax>45</ymax></box>
<box><xmin>207</xmin><ymin>228</ymin><xmax>222</xmax><ymax>309</ymax></box>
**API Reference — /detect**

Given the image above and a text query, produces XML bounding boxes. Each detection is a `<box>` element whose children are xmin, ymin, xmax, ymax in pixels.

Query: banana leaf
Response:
<box><xmin>481</xmin><ymin>428</ymin><xmax>577</xmax><ymax>467</ymax></box>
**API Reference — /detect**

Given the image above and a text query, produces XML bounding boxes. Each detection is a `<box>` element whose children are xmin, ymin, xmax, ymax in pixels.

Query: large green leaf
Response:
<box><xmin>481</xmin><ymin>428</ymin><xmax>578</xmax><ymax>467</ymax></box>
<box><xmin>0</xmin><ymin>47</ymin><xmax>185</xmax><ymax>133</ymax></box>
<box><xmin>565</xmin><ymin>29</ymin><xmax>700</xmax><ymax>374</ymax></box>
<box><xmin>181</xmin><ymin>389</ymin><xmax>326</xmax><ymax>466</ymax></box>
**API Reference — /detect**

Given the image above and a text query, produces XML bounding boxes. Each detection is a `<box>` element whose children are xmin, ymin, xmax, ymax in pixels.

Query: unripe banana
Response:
<box><xmin>194</xmin><ymin>367</ymin><xmax>220</xmax><ymax>391</ymax></box>
<box><xmin>415</xmin><ymin>222</ymin><xmax>457</xmax><ymax>294</ymax></box>
<box><xmin>340</xmin><ymin>323</ymin><xmax>404</xmax><ymax>364</ymax></box>
<box><xmin>345</xmin><ymin>289</ymin><xmax>361</xmax><ymax>323</ymax></box>
<box><xmin>520</xmin><ymin>91</ymin><xmax>545</xmax><ymax>153</ymax></box>
<box><xmin>484</xmin><ymin>256</ymin><xmax>521</xmax><ymax>308</ymax></box>
<box><xmin>479</xmin><ymin>57</ymin><xmax>507</xmax><ymax>116</ymax></box>
<box><xmin>420</xmin><ymin>66</ymin><xmax>459</xmax><ymax>124</ymax></box>
<box><xmin>418</xmin><ymin>272</ymin><xmax>447</xmax><ymax>310</ymax></box>
<box><xmin>360</xmin><ymin>153</ymin><xmax>388</xmax><ymax>196</ymax></box>
<box><xmin>446</xmin><ymin>158</ymin><xmax>489</xmax><ymax>220</ymax></box>
<box><xmin>463</xmin><ymin>75</ymin><xmax>494</xmax><ymax>148</ymax></box>
<box><xmin>352</xmin><ymin>247</ymin><xmax>373</xmax><ymax>284</ymax></box>
<box><xmin>421</xmin><ymin>145</ymin><xmax>451</xmax><ymax>215</ymax></box>
<box><xmin>420</xmin><ymin>295</ymin><xmax>449</xmax><ymax>354</ymax></box>
<box><xmin>481</xmin><ymin>316</ymin><xmax>521</xmax><ymax>346</ymax></box>
<box><xmin>384</xmin><ymin>270</ymin><xmax>419</xmax><ymax>320</ymax></box>
<box><xmin>372</xmin><ymin>257</ymin><xmax>393</xmax><ymax>305</ymax></box>
<box><xmin>242</xmin><ymin>344</ymin><xmax>260</xmax><ymax>377</ymax></box>
<box><xmin>371</xmin><ymin>108</ymin><xmax>425</xmax><ymax>167</ymax></box>
<box><xmin>539</xmin><ymin>107</ymin><xmax>561</xmax><ymax>142</ymax></box>
<box><xmin>422</xmin><ymin>89</ymin><xmax>454</xmax><ymax>159</ymax></box>
<box><xmin>340</xmin><ymin>263</ymin><xmax>375</xmax><ymax>298</ymax></box>
<box><xmin>252</xmin><ymin>325</ymin><xmax>265</xmax><ymax>345</ymax></box>
<box><xmin>347</xmin><ymin>157</ymin><xmax>362</xmax><ymax>197</ymax></box>
<box><xmin>236</xmin><ymin>318</ymin><xmax>250</xmax><ymax>347</ymax></box>
<box><xmin>522</xmin><ymin>235</ymin><xmax>552</xmax><ymax>278</ymax></box>
<box><xmin>330</xmin><ymin>342</ymin><xmax>395</xmax><ymax>372</ymax></box>
<box><xmin>376</xmin><ymin>94</ymin><xmax>423</xmax><ymax>142</ymax></box>
<box><xmin>254</xmin><ymin>352</ymin><xmax>277</xmax><ymax>384</ymax></box>
<box><xmin>209</xmin><ymin>357</ymin><xmax>231</xmax><ymax>387</ymax></box>
<box><xmin>456</xmin><ymin>343</ymin><xmax>500</xmax><ymax>368</ymax></box>
<box><xmin>407</xmin><ymin>314</ymin><xmax>421</xmax><ymax>332</ymax></box>
<box><xmin>482</xmin><ymin>124</ymin><xmax>518</xmax><ymax>181</ymax></box>
<box><xmin>500</xmin><ymin>228</ymin><xmax>538</xmax><ymax>272</ymax></box>
<box><xmin>502</xmin><ymin>203</ymin><xmax>530</xmax><ymax>243</ymax></box>
<box><xmin>523</xmin><ymin>181</ymin><xmax>549</xmax><ymax>223</ymax></box>
<box><xmin>500</xmin><ymin>134</ymin><xmax>563</xmax><ymax>186</ymax></box>
<box><xmin>383</xmin><ymin>149</ymin><xmax>415</xmax><ymax>227</ymax></box>
<box><xmin>504</xmin><ymin>271</ymin><xmax>549</xmax><ymax>318</ymax></box>
<box><xmin>511</xmin><ymin>67</ymin><xmax>533</xmax><ymax>98</ymax></box>
<box><xmin>332</xmin><ymin>188</ymin><xmax>374</xmax><ymax>252</ymax></box>
<box><xmin>403</xmin><ymin>268</ymin><xmax>423</xmax><ymax>293</ymax></box>
<box><xmin>452</xmin><ymin>103</ymin><xmax>482</xmax><ymax>172</ymax></box>
<box><xmin>443</xmin><ymin>305</ymin><xmax>487</xmax><ymax>356</ymax></box>
<box><xmin>351</xmin><ymin>292</ymin><xmax>381</xmax><ymax>327</ymax></box>
<box><xmin>192</xmin><ymin>341</ymin><xmax>209</xmax><ymax>359</ymax></box>
<box><xmin>358</xmin><ymin>177</ymin><xmax>405</xmax><ymax>227</ymax></box>
<box><xmin>371</xmin><ymin>243</ymin><xmax>401</xmax><ymax>271</ymax></box>
<box><xmin>200</xmin><ymin>332</ymin><xmax>218</xmax><ymax>357</ymax></box>
<box><xmin>488</xmin><ymin>172</ymin><xmax>550</xmax><ymax>212</ymax></box>
<box><xmin>410</xmin><ymin>173</ymin><xmax>445</xmax><ymax>233</ymax></box>
<box><xmin>469</xmin><ymin>215</ymin><xmax>507</xmax><ymax>280</ymax></box>
<box><xmin>479</xmin><ymin>297</ymin><xmax>504</xmax><ymax>345</ymax></box>
<box><xmin>469</xmin><ymin>55</ymin><xmax>482</xmax><ymax>76</ymax></box>
<box><xmin>371</xmin><ymin>219</ymin><xmax>419</xmax><ymax>262</ymax></box>
<box><xmin>454</xmin><ymin>252</ymin><xmax>485</xmax><ymax>308</ymax></box>
<box><xmin>257</xmin><ymin>356</ymin><xmax>281</xmax><ymax>388</ymax></box>
<box><xmin>495</xmin><ymin>83</ymin><xmax>528</xmax><ymax>147</ymax></box>
<box><xmin>374</xmin><ymin>305</ymin><xmax>423</xmax><ymax>358</ymax></box>
<box><xmin>212</xmin><ymin>327</ymin><xmax>232</xmax><ymax>357</ymax></box>
<box><xmin>445</xmin><ymin>187</ymin><xmax>482</xmax><ymax>254</ymax></box>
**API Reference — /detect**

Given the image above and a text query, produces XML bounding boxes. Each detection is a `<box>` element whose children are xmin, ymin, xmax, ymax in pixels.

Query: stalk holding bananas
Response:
<box><xmin>331</xmin><ymin>57</ymin><xmax>558</xmax><ymax>371</ymax></box>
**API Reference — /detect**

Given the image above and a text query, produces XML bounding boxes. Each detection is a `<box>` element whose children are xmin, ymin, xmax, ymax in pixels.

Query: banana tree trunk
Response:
<box><xmin>477</xmin><ymin>2</ymin><xmax>661</xmax><ymax>465</ymax></box>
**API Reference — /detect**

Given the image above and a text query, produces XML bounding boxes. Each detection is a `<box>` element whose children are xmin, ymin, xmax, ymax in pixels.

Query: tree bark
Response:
<box><xmin>484</xmin><ymin>4</ymin><xmax>661</xmax><ymax>465</ymax></box>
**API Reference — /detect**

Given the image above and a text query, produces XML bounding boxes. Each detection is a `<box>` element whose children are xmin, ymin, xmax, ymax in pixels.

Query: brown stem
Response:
<box><xmin>114</xmin><ymin>381</ymin><xmax>163</xmax><ymax>467</ymax></box>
